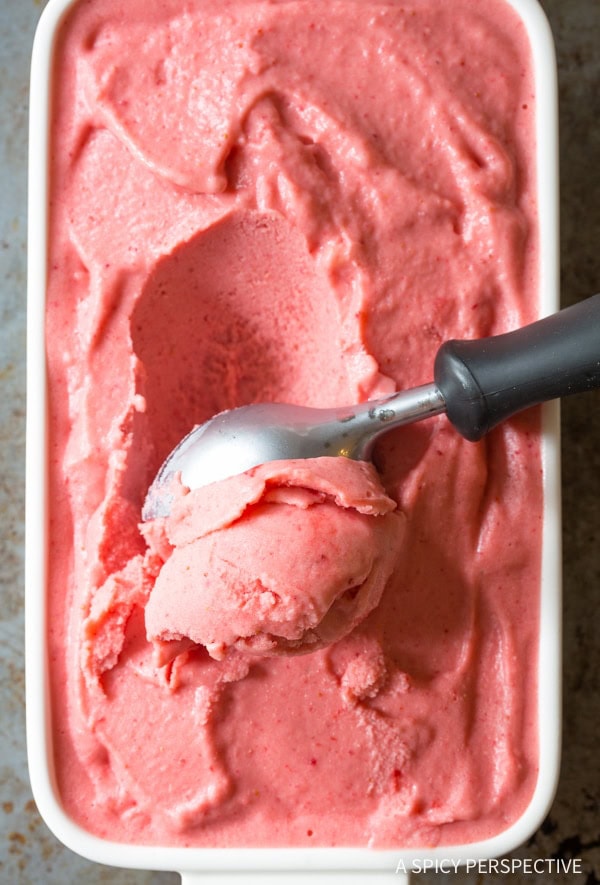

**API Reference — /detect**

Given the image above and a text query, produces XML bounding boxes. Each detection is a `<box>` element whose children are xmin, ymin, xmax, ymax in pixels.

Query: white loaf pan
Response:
<box><xmin>26</xmin><ymin>0</ymin><xmax>561</xmax><ymax>881</ymax></box>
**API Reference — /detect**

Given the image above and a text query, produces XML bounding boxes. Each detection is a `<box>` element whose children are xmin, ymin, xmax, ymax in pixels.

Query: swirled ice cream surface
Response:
<box><xmin>47</xmin><ymin>0</ymin><xmax>542</xmax><ymax>848</ymax></box>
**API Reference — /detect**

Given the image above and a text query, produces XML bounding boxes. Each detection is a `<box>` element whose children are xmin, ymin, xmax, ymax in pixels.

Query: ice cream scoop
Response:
<box><xmin>144</xmin><ymin>293</ymin><xmax>600</xmax><ymax>520</ymax></box>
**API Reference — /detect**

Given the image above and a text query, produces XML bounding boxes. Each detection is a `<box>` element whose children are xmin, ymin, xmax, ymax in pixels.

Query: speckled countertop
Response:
<box><xmin>1</xmin><ymin>0</ymin><xmax>598</xmax><ymax>882</ymax></box>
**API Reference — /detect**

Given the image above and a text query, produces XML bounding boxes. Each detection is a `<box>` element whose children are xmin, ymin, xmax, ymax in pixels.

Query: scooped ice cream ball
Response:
<box><xmin>144</xmin><ymin>457</ymin><xmax>404</xmax><ymax>661</ymax></box>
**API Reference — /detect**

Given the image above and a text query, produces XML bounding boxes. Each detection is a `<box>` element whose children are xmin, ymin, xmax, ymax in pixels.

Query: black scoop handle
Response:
<box><xmin>434</xmin><ymin>293</ymin><xmax>600</xmax><ymax>441</ymax></box>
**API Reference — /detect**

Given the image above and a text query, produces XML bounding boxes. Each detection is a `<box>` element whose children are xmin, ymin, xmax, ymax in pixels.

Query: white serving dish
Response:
<box><xmin>26</xmin><ymin>0</ymin><xmax>561</xmax><ymax>882</ymax></box>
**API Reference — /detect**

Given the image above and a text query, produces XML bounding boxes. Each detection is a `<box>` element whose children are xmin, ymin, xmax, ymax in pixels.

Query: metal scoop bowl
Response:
<box><xmin>143</xmin><ymin>294</ymin><xmax>600</xmax><ymax>521</ymax></box>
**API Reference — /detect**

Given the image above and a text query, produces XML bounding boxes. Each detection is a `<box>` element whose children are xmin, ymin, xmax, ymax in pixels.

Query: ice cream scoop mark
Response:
<box><xmin>82</xmin><ymin>28</ymin><xmax>102</xmax><ymax>51</ymax></box>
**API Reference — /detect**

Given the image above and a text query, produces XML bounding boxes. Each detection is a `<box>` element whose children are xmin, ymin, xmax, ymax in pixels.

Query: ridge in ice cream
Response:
<box><xmin>47</xmin><ymin>0</ymin><xmax>543</xmax><ymax>848</ymax></box>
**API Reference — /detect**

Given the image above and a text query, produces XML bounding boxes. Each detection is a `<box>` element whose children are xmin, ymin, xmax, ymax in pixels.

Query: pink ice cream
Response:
<box><xmin>45</xmin><ymin>0</ymin><xmax>543</xmax><ymax>850</ymax></box>
<box><xmin>144</xmin><ymin>459</ymin><xmax>402</xmax><ymax>660</ymax></box>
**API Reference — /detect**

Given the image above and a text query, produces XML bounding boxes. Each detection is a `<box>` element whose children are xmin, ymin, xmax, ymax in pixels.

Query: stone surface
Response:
<box><xmin>1</xmin><ymin>0</ymin><xmax>598</xmax><ymax>882</ymax></box>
